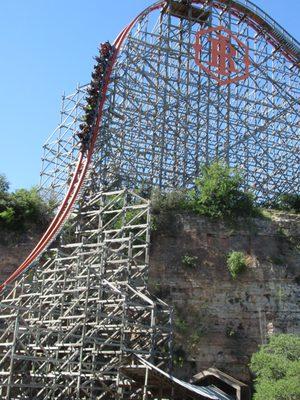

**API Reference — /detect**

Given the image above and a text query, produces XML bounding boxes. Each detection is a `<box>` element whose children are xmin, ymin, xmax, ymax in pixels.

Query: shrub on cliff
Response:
<box><xmin>227</xmin><ymin>251</ymin><xmax>247</xmax><ymax>279</ymax></box>
<box><xmin>191</xmin><ymin>162</ymin><xmax>256</xmax><ymax>218</ymax></box>
<box><xmin>250</xmin><ymin>334</ymin><xmax>300</xmax><ymax>400</ymax></box>
<box><xmin>268</xmin><ymin>193</ymin><xmax>300</xmax><ymax>214</ymax></box>
<box><xmin>151</xmin><ymin>163</ymin><xmax>257</xmax><ymax>222</ymax></box>
<box><xmin>151</xmin><ymin>188</ymin><xmax>189</xmax><ymax>214</ymax></box>
<box><xmin>182</xmin><ymin>254</ymin><xmax>199</xmax><ymax>268</ymax></box>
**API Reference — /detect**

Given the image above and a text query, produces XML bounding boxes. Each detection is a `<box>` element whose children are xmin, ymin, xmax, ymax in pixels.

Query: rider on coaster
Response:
<box><xmin>100</xmin><ymin>41</ymin><xmax>112</xmax><ymax>58</ymax></box>
<box><xmin>78</xmin><ymin>42</ymin><xmax>114</xmax><ymax>151</ymax></box>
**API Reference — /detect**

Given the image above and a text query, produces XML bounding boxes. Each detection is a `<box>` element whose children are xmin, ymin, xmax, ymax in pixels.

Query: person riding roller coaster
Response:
<box><xmin>100</xmin><ymin>41</ymin><xmax>112</xmax><ymax>58</ymax></box>
<box><xmin>76</xmin><ymin>41</ymin><xmax>114</xmax><ymax>151</ymax></box>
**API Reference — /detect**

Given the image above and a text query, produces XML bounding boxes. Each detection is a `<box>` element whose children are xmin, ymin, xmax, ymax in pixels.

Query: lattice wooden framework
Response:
<box><xmin>0</xmin><ymin>0</ymin><xmax>299</xmax><ymax>399</ymax></box>
<box><xmin>39</xmin><ymin>85</ymin><xmax>86</xmax><ymax>202</ymax></box>
<box><xmin>40</xmin><ymin>0</ymin><xmax>300</xmax><ymax>203</ymax></box>
<box><xmin>0</xmin><ymin>190</ymin><xmax>172</xmax><ymax>399</ymax></box>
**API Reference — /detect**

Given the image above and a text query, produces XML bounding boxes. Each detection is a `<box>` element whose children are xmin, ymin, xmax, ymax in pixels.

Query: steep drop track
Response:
<box><xmin>1</xmin><ymin>0</ymin><xmax>299</xmax><ymax>292</ymax></box>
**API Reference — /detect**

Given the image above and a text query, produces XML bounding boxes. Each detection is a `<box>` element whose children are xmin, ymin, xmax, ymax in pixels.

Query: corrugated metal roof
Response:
<box><xmin>136</xmin><ymin>356</ymin><xmax>235</xmax><ymax>400</ymax></box>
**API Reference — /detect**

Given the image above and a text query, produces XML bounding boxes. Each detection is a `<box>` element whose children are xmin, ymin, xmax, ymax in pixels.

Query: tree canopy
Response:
<box><xmin>0</xmin><ymin>174</ymin><xmax>9</xmax><ymax>193</ymax></box>
<box><xmin>0</xmin><ymin>173</ymin><xmax>53</xmax><ymax>231</ymax></box>
<box><xmin>250</xmin><ymin>334</ymin><xmax>300</xmax><ymax>400</ymax></box>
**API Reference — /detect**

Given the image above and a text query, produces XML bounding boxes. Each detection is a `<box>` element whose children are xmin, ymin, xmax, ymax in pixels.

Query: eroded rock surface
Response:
<box><xmin>0</xmin><ymin>230</ymin><xmax>42</xmax><ymax>283</ymax></box>
<box><xmin>149</xmin><ymin>212</ymin><xmax>300</xmax><ymax>382</ymax></box>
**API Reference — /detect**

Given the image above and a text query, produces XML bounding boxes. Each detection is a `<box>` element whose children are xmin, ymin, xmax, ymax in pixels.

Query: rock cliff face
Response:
<box><xmin>0</xmin><ymin>229</ymin><xmax>42</xmax><ymax>284</ymax></box>
<box><xmin>149</xmin><ymin>211</ymin><xmax>300</xmax><ymax>383</ymax></box>
<box><xmin>0</xmin><ymin>212</ymin><xmax>299</xmax><ymax>384</ymax></box>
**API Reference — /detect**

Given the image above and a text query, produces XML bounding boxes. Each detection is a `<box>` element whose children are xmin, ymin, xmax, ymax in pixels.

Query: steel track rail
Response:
<box><xmin>0</xmin><ymin>0</ymin><xmax>299</xmax><ymax>292</ymax></box>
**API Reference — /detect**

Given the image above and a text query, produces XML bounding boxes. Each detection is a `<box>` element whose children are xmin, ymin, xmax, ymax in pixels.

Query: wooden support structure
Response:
<box><xmin>120</xmin><ymin>356</ymin><xmax>236</xmax><ymax>399</ymax></box>
<box><xmin>0</xmin><ymin>190</ymin><xmax>172</xmax><ymax>399</ymax></box>
<box><xmin>0</xmin><ymin>0</ymin><xmax>299</xmax><ymax>398</ymax></box>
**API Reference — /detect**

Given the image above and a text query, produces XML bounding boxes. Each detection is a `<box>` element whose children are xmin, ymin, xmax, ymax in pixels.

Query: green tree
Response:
<box><xmin>250</xmin><ymin>334</ymin><xmax>300</xmax><ymax>400</ymax></box>
<box><xmin>0</xmin><ymin>174</ymin><xmax>10</xmax><ymax>224</ymax></box>
<box><xmin>0</xmin><ymin>207</ymin><xmax>15</xmax><ymax>227</ymax></box>
<box><xmin>191</xmin><ymin>162</ymin><xmax>256</xmax><ymax>218</ymax></box>
<box><xmin>0</xmin><ymin>177</ymin><xmax>53</xmax><ymax>231</ymax></box>
<box><xmin>0</xmin><ymin>174</ymin><xmax>9</xmax><ymax>193</ymax></box>
<box><xmin>10</xmin><ymin>187</ymin><xmax>50</xmax><ymax>227</ymax></box>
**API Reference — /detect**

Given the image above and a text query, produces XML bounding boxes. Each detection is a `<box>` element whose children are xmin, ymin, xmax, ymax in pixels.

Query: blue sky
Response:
<box><xmin>0</xmin><ymin>0</ymin><xmax>299</xmax><ymax>190</ymax></box>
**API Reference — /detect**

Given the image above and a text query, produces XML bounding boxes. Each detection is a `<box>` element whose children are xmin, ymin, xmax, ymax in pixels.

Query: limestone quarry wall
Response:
<box><xmin>0</xmin><ymin>212</ymin><xmax>299</xmax><ymax>384</ymax></box>
<box><xmin>0</xmin><ymin>230</ymin><xmax>41</xmax><ymax>284</ymax></box>
<box><xmin>149</xmin><ymin>211</ymin><xmax>300</xmax><ymax>383</ymax></box>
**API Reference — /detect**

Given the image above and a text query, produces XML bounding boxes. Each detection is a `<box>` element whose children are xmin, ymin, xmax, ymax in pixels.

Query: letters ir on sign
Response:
<box><xmin>193</xmin><ymin>26</ymin><xmax>250</xmax><ymax>85</ymax></box>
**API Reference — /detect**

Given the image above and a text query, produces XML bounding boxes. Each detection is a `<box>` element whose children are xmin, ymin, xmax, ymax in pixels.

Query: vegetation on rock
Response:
<box><xmin>227</xmin><ymin>251</ymin><xmax>247</xmax><ymax>279</ymax></box>
<box><xmin>151</xmin><ymin>188</ymin><xmax>188</xmax><ymax>214</ymax></box>
<box><xmin>151</xmin><ymin>162</ymin><xmax>257</xmax><ymax>220</ymax></box>
<box><xmin>250</xmin><ymin>334</ymin><xmax>300</xmax><ymax>400</ymax></box>
<box><xmin>151</xmin><ymin>163</ymin><xmax>299</xmax><ymax>222</ymax></box>
<box><xmin>182</xmin><ymin>254</ymin><xmax>199</xmax><ymax>268</ymax></box>
<box><xmin>191</xmin><ymin>162</ymin><xmax>257</xmax><ymax>218</ymax></box>
<box><xmin>266</xmin><ymin>193</ymin><xmax>300</xmax><ymax>214</ymax></box>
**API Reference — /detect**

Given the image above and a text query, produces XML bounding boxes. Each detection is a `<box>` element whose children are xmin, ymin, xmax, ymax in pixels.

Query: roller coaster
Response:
<box><xmin>0</xmin><ymin>0</ymin><xmax>299</xmax><ymax>398</ymax></box>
